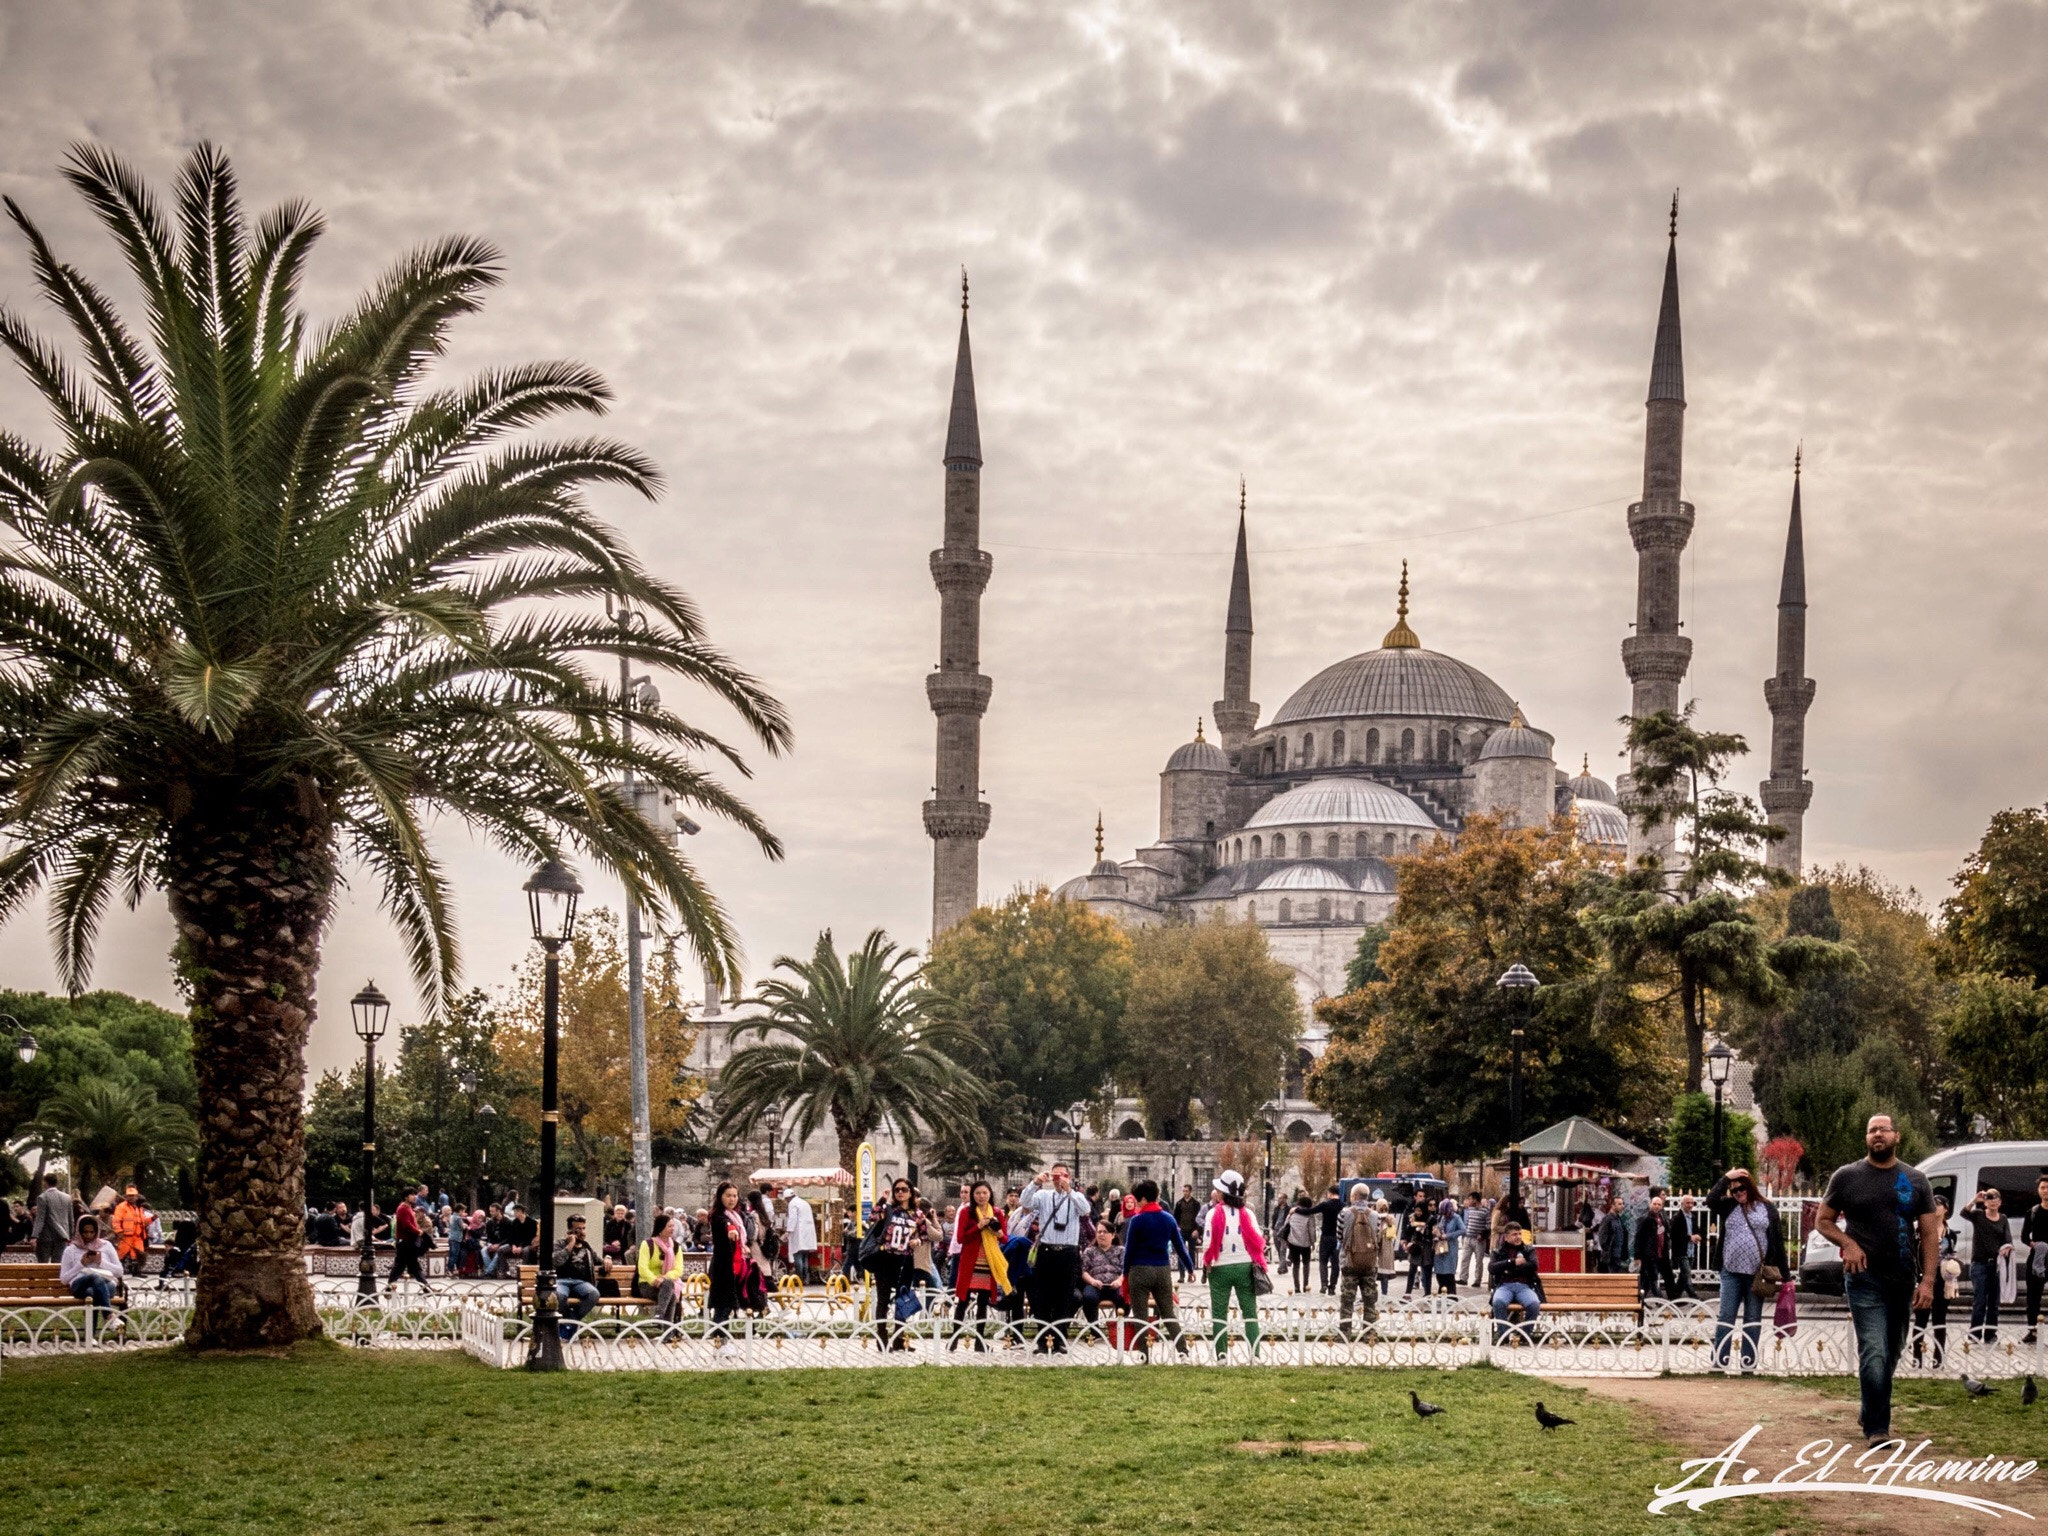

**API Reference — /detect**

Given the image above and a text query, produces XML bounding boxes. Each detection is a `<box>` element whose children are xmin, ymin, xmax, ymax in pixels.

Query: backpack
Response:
<box><xmin>1343</xmin><ymin>1206</ymin><xmax>1379</xmax><ymax>1269</ymax></box>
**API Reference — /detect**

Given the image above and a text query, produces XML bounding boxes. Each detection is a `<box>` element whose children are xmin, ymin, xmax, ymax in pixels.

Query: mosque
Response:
<box><xmin>921</xmin><ymin>200</ymin><xmax>1816</xmax><ymax>1143</ymax></box>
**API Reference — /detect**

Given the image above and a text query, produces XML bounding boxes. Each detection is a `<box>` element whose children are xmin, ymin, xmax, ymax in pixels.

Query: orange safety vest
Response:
<box><xmin>111</xmin><ymin>1199</ymin><xmax>152</xmax><ymax>1259</ymax></box>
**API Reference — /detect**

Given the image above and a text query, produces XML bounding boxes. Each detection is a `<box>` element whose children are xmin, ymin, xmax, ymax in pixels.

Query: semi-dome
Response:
<box><xmin>1255</xmin><ymin>861</ymin><xmax>1396</xmax><ymax>895</ymax></box>
<box><xmin>1476</xmin><ymin>708</ymin><xmax>1552</xmax><ymax>761</ymax></box>
<box><xmin>1567</xmin><ymin>755</ymin><xmax>1617</xmax><ymax>805</ymax></box>
<box><xmin>1164</xmin><ymin>721</ymin><xmax>1228</xmax><ymax>774</ymax></box>
<box><xmin>1572</xmin><ymin>798</ymin><xmax>1630</xmax><ymax>848</ymax></box>
<box><xmin>1270</xmin><ymin>648</ymin><xmax>1516</xmax><ymax>727</ymax></box>
<box><xmin>1244</xmin><ymin>777</ymin><xmax>1436</xmax><ymax>831</ymax></box>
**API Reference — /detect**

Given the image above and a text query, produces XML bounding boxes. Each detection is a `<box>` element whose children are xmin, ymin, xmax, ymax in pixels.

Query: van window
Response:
<box><xmin>1977</xmin><ymin>1164</ymin><xmax>2048</xmax><ymax>1216</ymax></box>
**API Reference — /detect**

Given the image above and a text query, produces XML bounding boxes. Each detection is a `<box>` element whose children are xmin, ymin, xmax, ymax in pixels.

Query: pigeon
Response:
<box><xmin>1534</xmin><ymin>1402</ymin><xmax>1575</xmax><ymax>1429</ymax></box>
<box><xmin>2025</xmin><ymin>1376</ymin><xmax>2038</xmax><ymax>1406</ymax></box>
<box><xmin>1410</xmin><ymin>1389</ymin><xmax>1446</xmax><ymax>1418</ymax></box>
<box><xmin>1963</xmin><ymin>1374</ymin><xmax>1997</xmax><ymax>1398</ymax></box>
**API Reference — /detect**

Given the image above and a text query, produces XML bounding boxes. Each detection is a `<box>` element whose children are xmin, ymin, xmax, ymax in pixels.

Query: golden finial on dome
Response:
<box><xmin>1093</xmin><ymin>812</ymin><xmax>1104</xmax><ymax>862</ymax></box>
<box><xmin>1509</xmin><ymin>702</ymin><xmax>1526</xmax><ymax>728</ymax></box>
<box><xmin>1582</xmin><ymin>753</ymin><xmax>1590</xmax><ymax>775</ymax></box>
<box><xmin>1381</xmin><ymin>560</ymin><xmax>1420</xmax><ymax>649</ymax></box>
<box><xmin>1195</xmin><ymin>717</ymin><xmax>1206</xmax><ymax>743</ymax></box>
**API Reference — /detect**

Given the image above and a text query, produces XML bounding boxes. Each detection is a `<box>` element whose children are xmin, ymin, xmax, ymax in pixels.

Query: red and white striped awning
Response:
<box><xmin>1520</xmin><ymin>1161</ymin><xmax>1648</xmax><ymax>1182</ymax></box>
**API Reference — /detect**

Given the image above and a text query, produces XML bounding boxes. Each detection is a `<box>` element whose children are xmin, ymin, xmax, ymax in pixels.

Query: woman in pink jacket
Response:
<box><xmin>1203</xmin><ymin>1170</ymin><xmax>1270</xmax><ymax>1360</ymax></box>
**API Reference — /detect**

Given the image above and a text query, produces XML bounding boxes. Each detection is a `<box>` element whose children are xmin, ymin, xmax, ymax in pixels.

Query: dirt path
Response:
<box><xmin>1559</xmin><ymin>1375</ymin><xmax>2043</xmax><ymax>1533</ymax></box>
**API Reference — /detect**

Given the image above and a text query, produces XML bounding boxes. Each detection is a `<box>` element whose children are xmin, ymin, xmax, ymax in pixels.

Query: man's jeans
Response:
<box><xmin>1318</xmin><ymin>1242</ymin><xmax>1338</xmax><ymax>1293</ymax></box>
<box><xmin>1970</xmin><ymin>1260</ymin><xmax>2001</xmax><ymax>1341</ymax></box>
<box><xmin>1713</xmin><ymin>1270</ymin><xmax>1763</xmax><ymax>1370</ymax></box>
<box><xmin>1491</xmin><ymin>1282</ymin><xmax>1540</xmax><ymax>1343</ymax></box>
<box><xmin>1846</xmin><ymin>1270</ymin><xmax>1915</xmax><ymax>1438</ymax></box>
<box><xmin>556</xmin><ymin>1278</ymin><xmax>601</xmax><ymax>1333</ymax></box>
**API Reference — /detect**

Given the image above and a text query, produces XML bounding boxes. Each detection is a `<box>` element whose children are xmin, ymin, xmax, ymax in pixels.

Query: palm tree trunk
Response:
<box><xmin>166</xmin><ymin>782</ymin><xmax>333</xmax><ymax>1350</ymax></box>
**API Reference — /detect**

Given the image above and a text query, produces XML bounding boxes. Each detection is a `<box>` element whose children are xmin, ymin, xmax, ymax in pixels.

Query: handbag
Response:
<box><xmin>1751</xmin><ymin>1263</ymin><xmax>1784</xmax><ymax>1301</ymax></box>
<box><xmin>1251</xmin><ymin>1265</ymin><xmax>1273</xmax><ymax>1297</ymax></box>
<box><xmin>893</xmin><ymin>1286</ymin><xmax>923</xmax><ymax>1322</ymax></box>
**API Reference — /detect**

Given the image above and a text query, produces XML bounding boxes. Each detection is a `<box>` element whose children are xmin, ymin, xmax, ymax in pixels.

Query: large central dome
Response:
<box><xmin>1271</xmin><ymin>646</ymin><xmax>1517</xmax><ymax>727</ymax></box>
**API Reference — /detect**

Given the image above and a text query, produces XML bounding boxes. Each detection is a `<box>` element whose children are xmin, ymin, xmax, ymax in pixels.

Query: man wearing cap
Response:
<box><xmin>110</xmin><ymin>1185</ymin><xmax>154</xmax><ymax>1275</ymax></box>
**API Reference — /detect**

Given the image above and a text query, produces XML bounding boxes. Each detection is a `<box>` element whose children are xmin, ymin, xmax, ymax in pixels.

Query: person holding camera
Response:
<box><xmin>1961</xmin><ymin>1184</ymin><xmax>2012</xmax><ymax>1343</ymax></box>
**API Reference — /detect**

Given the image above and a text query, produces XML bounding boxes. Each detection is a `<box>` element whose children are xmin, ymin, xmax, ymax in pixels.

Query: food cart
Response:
<box><xmin>751</xmin><ymin>1166</ymin><xmax>854</xmax><ymax>1276</ymax></box>
<box><xmin>1517</xmin><ymin>1160</ymin><xmax>1651</xmax><ymax>1273</ymax></box>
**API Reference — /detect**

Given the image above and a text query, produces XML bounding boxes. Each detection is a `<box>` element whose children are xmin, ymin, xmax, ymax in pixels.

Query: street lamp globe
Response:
<box><xmin>1706</xmin><ymin>1041</ymin><xmax>1733</xmax><ymax>1087</ymax></box>
<box><xmin>523</xmin><ymin>858</ymin><xmax>584</xmax><ymax>945</ymax></box>
<box><xmin>458</xmin><ymin>1068</ymin><xmax>478</xmax><ymax>1096</ymax></box>
<box><xmin>349</xmin><ymin>982</ymin><xmax>391</xmax><ymax>1044</ymax></box>
<box><xmin>14</xmin><ymin>1033</ymin><xmax>34</xmax><ymax>1065</ymax></box>
<box><xmin>1496</xmin><ymin>963</ymin><xmax>1539</xmax><ymax>992</ymax></box>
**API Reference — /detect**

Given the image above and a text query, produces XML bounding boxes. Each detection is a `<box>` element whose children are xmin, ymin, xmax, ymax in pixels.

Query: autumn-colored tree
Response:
<box><xmin>1119</xmin><ymin>918</ymin><xmax>1298</xmax><ymax>1139</ymax></box>
<box><xmin>1296</xmin><ymin>1142</ymin><xmax>1336</xmax><ymax>1200</ymax></box>
<box><xmin>499</xmin><ymin>909</ymin><xmax>701</xmax><ymax>1190</ymax></box>
<box><xmin>1311</xmin><ymin>815</ymin><xmax>1677</xmax><ymax>1162</ymax></box>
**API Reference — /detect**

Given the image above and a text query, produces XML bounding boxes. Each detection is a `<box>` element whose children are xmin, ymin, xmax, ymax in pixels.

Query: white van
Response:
<box><xmin>1799</xmin><ymin>1142</ymin><xmax>2048</xmax><ymax>1294</ymax></box>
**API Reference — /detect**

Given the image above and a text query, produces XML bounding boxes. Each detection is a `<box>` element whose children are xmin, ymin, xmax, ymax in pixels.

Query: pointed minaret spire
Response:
<box><xmin>1382</xmin><ymin>559</ymin><xmax>1420</xmax><ymax>648</ymax></box>
<box><xmin>1213</xmin><ymin>476</ymin><xmax>1259</xmax><ymax>758</ymax></box>
<box><xmin>1094</xmin><ymin>811</ymin><xmax>1105</xmax><ymax>863</ymax></box>
<box><xmin>925</xmin><ymin>277</ymin><xmax>993</xmax><ymax>937</ymax></box>
<box><xmin>1619</xmin><ymin>191</ymin><xmax>1697</xmax><ymax>878</ymax></box>
<box><xmin>1762</xmin><ymin>445</ymin><xmax>1815</xmax><ymax>877</ymax></box>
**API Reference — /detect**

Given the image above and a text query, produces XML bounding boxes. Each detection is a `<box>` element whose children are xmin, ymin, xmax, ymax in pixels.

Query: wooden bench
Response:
<box><xmin>1506</xmin><ymin>1272</ymin><xmax>1642</xmax><ymax>1323</ymax></box>
<box><xmin>0</xmin><ymin>1263</ymin><xmax>83</xmax><ymax>1308</ymax></box>
<box><xmin>515</xmin><ymin>1264</ymin><xmax>650</xmax><ymax>1318</ymax></box>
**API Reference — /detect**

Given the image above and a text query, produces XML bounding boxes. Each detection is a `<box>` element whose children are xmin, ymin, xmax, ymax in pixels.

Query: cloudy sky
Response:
<box><xmin>1</xmin><ymin>1</ymin><xmax>2044</xmax><ymax>1077</ymax></box>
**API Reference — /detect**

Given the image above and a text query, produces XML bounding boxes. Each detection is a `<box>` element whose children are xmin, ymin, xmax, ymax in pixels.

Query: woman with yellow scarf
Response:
<box><xmin>948</xmin><ymin>1179</ymin><xmax>1011</xmax><ymax>1350</ymax></box>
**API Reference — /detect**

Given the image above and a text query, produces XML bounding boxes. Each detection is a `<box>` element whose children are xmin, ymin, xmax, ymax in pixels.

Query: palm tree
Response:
<box><xmin>22</xmin><ymin>1077</ymin><xmax>199</xmax><ymax>1197</ymax></box>
<box><xmin>713</xmin><ymin>930</ymin><xmax>986</xmax><ymax>1176</ymax></box>
<box><xmin>0</xmin><ymin>145</ymin><xmax>790</xmax><ymax>1347</ymax></box>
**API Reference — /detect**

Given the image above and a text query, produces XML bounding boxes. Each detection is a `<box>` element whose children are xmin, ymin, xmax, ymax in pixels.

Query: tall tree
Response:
<box><xmin>1602</xmin><ymin>706</ymin><xmax>1848</xmax><ymax>1089</ymax></box>
<box><xmin>1119</xmin><ymin>918</ymin><xmax>1297</xmax><ymax>1139</ymax></box>
<box><xmin>20</xmin><ymin>1076</ymin><xmax>198</xmax><ymax>1199</ymax></box>
<box><xmin>712</xmin><ymin>930</ymin><xmax>986</xmax><ymax>1175</ymax></box>
<box><xmin>1311</xmin><ymin>816</ymin><xmax>1677</xmax><ymax>1162</ymax></box>
<box><xmin>0</xmin><ymin>145</ymin><xmax>788</xmax><ymax>1346</ymax></box>
<box><xmin>923</xmin><ymin>887</ymin><xmax>1132</xmax><ymax>1134</ymax></box>
<box><xmin>1942</xmin><ymin>806</ymin><xmax>2048</xmax><ymax>986</ymax></box>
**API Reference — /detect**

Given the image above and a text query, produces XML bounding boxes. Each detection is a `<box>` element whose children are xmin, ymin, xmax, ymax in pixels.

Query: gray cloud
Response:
<box><xmin>0</xmin><ymin>0</ymin><xmax>2043</xmax><ymax>1075</ymax></box>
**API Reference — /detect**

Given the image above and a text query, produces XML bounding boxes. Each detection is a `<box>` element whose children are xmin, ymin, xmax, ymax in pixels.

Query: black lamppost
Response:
<box><xmin>0</xmin><ymin>1014</ymin><xmax>36</xmax><ymax>1065</ymax></box>
<box><xmin>1262</xmin><ymin>1097</ymin><xmax>1282</xmax><ymax>1222</ymax></box>
<box><xmin>349</xmin><ymin>982</ymin><xmax>391</xmax><ymax>1301</ymax></box>
<box><xmin>1707</xmin><ymin>1041</ymin><xmax>1733</xmax><ymax>1180</ymax></box>
<box><xmin>524</xmin><ymin>858</ymin><xmax>583</xmax><ymax>1372</ymax></box>
<box><xmin>1496</xmin><ymin>964</ymin><xmax>1538</xmax><ymax>1217</ymax></box>
<box><xmin>1323</xmin><ymin>1124</ymin><xmax>1343</xmax><ymax>1194</ymax></box>
<box><xmin>1168</xmin><ymin>1138</ymin><xmax>1179</xmax><ymax>1196</ymax></box>
<box><xmin>765</xmin><ymin>1101</ymin><xmax>785</xmax><ymax>1170</ymax></box>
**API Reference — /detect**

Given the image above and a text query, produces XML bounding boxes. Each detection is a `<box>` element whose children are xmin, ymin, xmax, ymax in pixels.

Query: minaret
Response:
<box><xmin>1211</xmin><ymin>476</ymin><xmax>1259</xmax><ymax>761</ymax></box>
<box><xmin>1761</xmin><ymin>448</ymin><xmax>1815</xmax><ymax>877</ymax></box>
<box><xmin>924</xmin><ymin>270</ymin><xmax>992</xmax><ymax>937</ymax></box>
<box><xmin>1619</xmin><ymin>192</ymin><xmax>1696</xmax><ymax>871</ymax></box>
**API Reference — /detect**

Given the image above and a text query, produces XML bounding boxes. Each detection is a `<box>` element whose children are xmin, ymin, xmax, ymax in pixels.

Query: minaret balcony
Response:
<box><xmin>929</xmin><ymin>548</ymin><xmax>994</xmax><ymax>594</ymax></box>
<box><xmin>926</xmin><ymin>670</ymin><xmax>993</xmax><ymax>716</ymax></box>
<box><xmin>1759</xmin><ymin>777</ymin><xmax>1814</xmax><ymax>815</ymax></box>
<box><xmin>1626</xmin><ymin>499</ymin><xmax>1696</xmax><ymax>553</ymax></box>
<box><xmin>922</xmin><ymin>798</ymin><xmax>992</xmax><ymax>839</ymax></box>
<box><xmin>1620</xmin><ymin>631</ymin><xmax>1693</xmax><ymax>684</ymax></box>
<box><xmin>1763</xmin><ymin>675</ymin><xmax>1816</xmax><ymax>713</ymax></box>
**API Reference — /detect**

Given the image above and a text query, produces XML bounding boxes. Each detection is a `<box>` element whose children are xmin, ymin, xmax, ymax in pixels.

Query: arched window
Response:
<box><xmin>1366</xmin><ymin>728</ymin><xmax>1380</xmax><ymax>762</ymax></box>
<box><xmin>1449</xmin><ymin>735</ymin><xmax>1463</xmax><ymax>764</ymax></box>
<box><xmin>1317</xmin><ymin>897</ymin><xmax>1332</xmax><ymax>921</ymax></box>
<box><xmin>1204</xmin><ymin>819</ymin><xmax>1216</xmax><ymax>841</ymax></box>
<box><xmin>1383</xmin><ymin>832</ymin><xmax>1396</xmax><ymax>854</ymax></box>
<box><xmin>1437</xmin><ymin>729</ymin><xmax>1451</xmax><ymax>761</ymax></box>
<box><xmin>1278</xmin><ymin>898</ymin><xmax>1292</xmax><ymax>922</ymax></box>
<box><xmin>1301</xmin><ymin>733</ymin><xmax>1314</xmax><ymax>767</ymax></box>
<box><xmin>1332</xmin><ymin>728</ymin><xmax>1345</xmax><ymax>761</ymax></box>
<box><xmin>1400</xmin><ymin>727</ymin><xmax>1415</xmax><ymax>762</ymax></box>
<box><xmin>1233</xmin><ymin>838</ymin><xmax>1243</xmax><ymax>862</ymax></box>
<box><xmin>1262</xmin><ymin>745</ymin><xmax>1275</xmax><ymax>774</ymax></box>
<box><xmin>1118</xmin><ymin>1119</ymin><xmax>1146</xmax><ymax>1140</ymax></box>
<box><xmin>1354</xmin><ymin>832</ymin><xmax>1370</xmax><ymax>858</ymax></box>
<box><xmin>1274</xmin><ymin>736</ymin><xmax>1287</xmax><ymax>769</ymax></box>
<box><xmin>1250</xmin><ymin>835</ymin><xmax>1262</xmax><ymax>859</ymax></box>
<box><xmin>1410</xmin><ymin>833</ymin><xmax>1423</xmax><ymax>852</ymax></box>
<box><xmin>1325</xmin><ymin>833</ymin><xmax>1340</xmax><ymax>858</ymax></box>
<box><xmin>1354</xmin><ymin>901</ymin><xmax>1366</xmax><ymax>922</ymax></box>
<box><xmin>1246</xmin><ymin>900</ymin><xmax>1257</xmax><ymax>921</ymax></box>
<box><xmin>1273</xmin><ymin>833</ymin><xmax>1287</xmax><ymax>857</ymax></box>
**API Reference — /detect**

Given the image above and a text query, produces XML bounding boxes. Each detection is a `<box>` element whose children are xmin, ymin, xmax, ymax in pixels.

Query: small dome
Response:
<box><xmin>1567</xmin><ymin>756</ymin><xmax>1617</xmax><ymax>805</ymax></box>
<box><xmin>1165</xmin><ymin>738</ymin><xmax>1228</xmax><ymax>773</ymax></box>
<box><xmin>1091</xmin><ymin>858</ymin><xmax>1125</xmax><ymax>878</ymax></box>
<box><xmin>1477</xmin><ymin>708</ymin><xmax>1553</xmax><ymax>762</ymax></box>
<box><xmin>1572</xmin><ymin>798</ymin><xmax>1630</xmax><ymax>849</ymax></box>
<box><xmin>1244</xmin><ymin>777</ymin><xmax>1437</xmax><ymax>832</ymax></box>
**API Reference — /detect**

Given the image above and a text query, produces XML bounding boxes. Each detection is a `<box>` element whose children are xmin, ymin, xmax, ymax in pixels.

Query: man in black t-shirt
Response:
<box><xmin>1817</xmin><ymin>1113</ymin><xmax>1940</xmax><ymax>1447</ymax></box>
<box><xmin>2021</xmin><ymin>1175</ymin><xmax>2048</xmax><ymax>1343</ymax></box>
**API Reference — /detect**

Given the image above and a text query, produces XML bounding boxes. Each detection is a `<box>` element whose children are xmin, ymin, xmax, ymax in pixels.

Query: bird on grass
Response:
<box><xmin>1410</xmin><ymin>1390</ymin><xmax>1446</xmax><ymax>1418</ymax></box>
<box><xmin>1534</xmin><ymin>1402</ymin><xmax>1575</xmax><ymax>1429</ymax></box>
<box><xmin>1963</xmin><ymin>1374</ymin><xmax>1997</xmax><ymax>1398</ymax></box>
<box><xmin>2024</xmin><ymin>1375</ymin><xmax>2038</xmax><ymax>1406</ymax></box>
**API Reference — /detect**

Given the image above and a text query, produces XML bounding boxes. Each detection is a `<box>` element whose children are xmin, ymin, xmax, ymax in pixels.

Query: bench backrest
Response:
<box><xmin>0</xmin><ymin>1264</ymin><xmax>67</xmax><ymax>1296</ymax></box>
<box><xmin>1540</xmin><ymin>1273</ymin><xmax>1640</xmax><ymax>1305</ymax></box>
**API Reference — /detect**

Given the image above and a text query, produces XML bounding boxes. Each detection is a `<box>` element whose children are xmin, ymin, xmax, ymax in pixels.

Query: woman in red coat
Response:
<box><xmin>950</xmin><ymin>1179</ymin><xmax>1012</xmax><ymax>1350</ymax></box>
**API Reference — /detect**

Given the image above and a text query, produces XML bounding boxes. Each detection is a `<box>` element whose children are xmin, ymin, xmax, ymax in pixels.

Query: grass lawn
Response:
<box><xmin>0</xmin><ymin>1346</ymin><xmax>1801</xmax><ymax>1536</ymax></box>
<box><xmin>1808</xmin><ymin>1372</ymin><xmax>2048</xmax><ymax>1457</ymax></box>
